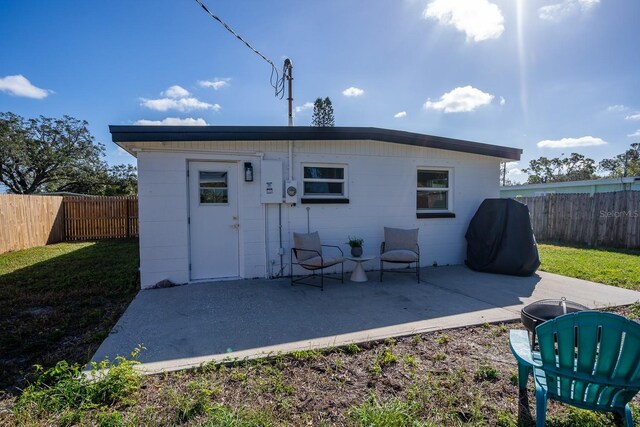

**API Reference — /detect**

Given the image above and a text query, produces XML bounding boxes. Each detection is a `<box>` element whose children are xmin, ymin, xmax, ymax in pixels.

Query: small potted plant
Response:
<box><xmin>347</xmin><ymin>236</ymin><xmax>364</xmax><ymax>257</ymax></box>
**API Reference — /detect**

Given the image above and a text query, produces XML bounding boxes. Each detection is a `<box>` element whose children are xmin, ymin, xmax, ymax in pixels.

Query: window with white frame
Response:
<box><xmin>199</xmin><ymin>171</ymin><xmax>228</xmax><ymax>204</ymax></box>
<box><xmin>302</xmin><ymin>164</ymin><xmax>347</xmax><ymax>199</ymax></box>
<box><xmin>417</xmin><ymin>169</ymin><xmax>452</xmax><ymax>213</ymax></box>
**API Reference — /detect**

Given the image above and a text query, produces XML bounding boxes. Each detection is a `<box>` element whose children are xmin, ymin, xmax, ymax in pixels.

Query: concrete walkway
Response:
<box><xmin>91</xmin><ymin>266</ymin><xmax>640</xmax><ymax>374</ymax></box>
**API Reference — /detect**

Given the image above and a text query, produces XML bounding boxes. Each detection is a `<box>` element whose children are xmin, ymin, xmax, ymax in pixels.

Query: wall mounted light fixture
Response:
<box><xmin>244</xmin><ymin>162</ymin><xmax>254</xmax><ymax>182</ymax></box>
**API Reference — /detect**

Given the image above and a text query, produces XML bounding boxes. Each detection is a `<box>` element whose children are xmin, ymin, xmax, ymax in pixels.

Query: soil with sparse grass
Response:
<box><xmin>2</xmin><ymin>304</ymin><xmax>639</xmax><ymax>426</ymax></box>
<box><xmin>0</xmin><ymin>240</ymin><xmax>139</xmax><ymax>394</ymax></box>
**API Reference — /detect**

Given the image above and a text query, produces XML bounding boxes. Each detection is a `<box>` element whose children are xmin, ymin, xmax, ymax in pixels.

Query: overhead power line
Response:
<box><xmin>193</xmin><ymin>0</ymin><xmax>286</xmax><ymax>99</ymax></box>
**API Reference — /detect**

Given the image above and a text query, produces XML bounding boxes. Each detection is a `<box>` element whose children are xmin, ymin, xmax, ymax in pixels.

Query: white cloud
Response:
<box><xmin>628</xmin><ymin>130</ymin><xmax>640</xmax><ymax>137</ymax></box>
<box><xmin>538</xmin><ymin>3</ymin><xmax>569</xmax><ymax>20</ymax></box>
<box><xmin>579</xmin><ymin>0</ymin><xmax>600</xmax><ymax>7</ymax></box>
<box><xmin>423</xmin><ymin>0</ymin><xmax>504</xmax><ymax>42</ymax></box>
<box><xmin>538</xmin><ymin>0</ymin><xmax>600</xmax><ymax>22</ymax></box>
<box><xmin>423</xmin><ymin>85</ymin><xmax>494</xmax><ymax>113</ymax></box>
<box><xmin>134</xmin><ymin>117</ymin><xmax>209</xmax><ymax>126</ymax></box>
<box><xmin>537</xmin><ymin>136</ymin><xmax>607</xmax><ymax>148</ymax></box>
<box><xmin>607</xmin><ymin>104</ymin><xmax>627</xmax><ymax>112</ymax></box>
<box><xmin>502</xmin><ymin>161</ymin><xmax>527</xmax><ymax>183</ymax></box>
<box><xmin>162</xmin><ymin>85</ymin><xmax>190</xmax><ymax>99</ymax></box>
<box><xmin>508</xmin><ymin>168</ymin><xmax>523</xmax><ymax>176</ymax></box>
<box><xmin>141</xmin><ymin>85</ymin><xmax>220</xmax><ymax>112</ymax></box>
<box><xmin>394</xmin><ymin>111</ymin><xmax>407</xmax><ymax>118</ymax></box>
<box><xmin>199</xmin><ymin>78</ymin><xmax>230</xmax><ymax>90</ymax></box>
<box><xmin>295</xmin><ymin>102</ymin><xmax>314</xmax><ymax>113</ymax></box>
<box><xmin>140</xmin><ymin>97</ymin><xmax>219</xmax><ymax>112</ymax></box>
<box><xmin>626</xmin><ymin>113</ymin><xmax>640</xmax><ymax>121</ymax></box>
<box><xmin>499</xmin><ymin>96</ymin><xmax>506</xmax><ymax>106</ymax></box>
<box><xmin>505</xmin><ymin>162</ymin><xmax>523</xmax><ymax>175</ymax></box>
<box><xmin>0</xmin><ymin>74</ymin><xmax>52</xmax><ymax>99</ymax></box>
<box><xmin>342</xmin><ymin>87</ymin><xmax>364</xmax><ymax>97</ymax></box>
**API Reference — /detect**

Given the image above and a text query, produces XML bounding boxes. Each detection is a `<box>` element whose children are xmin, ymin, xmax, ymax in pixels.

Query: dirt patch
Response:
<box><xmin>4</xmin><ymin>304</ymin><xmax>637</xmax><ymax>426</ymax></box>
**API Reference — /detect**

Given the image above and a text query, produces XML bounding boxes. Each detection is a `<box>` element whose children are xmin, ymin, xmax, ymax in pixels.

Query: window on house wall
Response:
<box><xmin>301</xmin><ymin>164</ymin><xmax>348</xmax><ymax>203</ymax></box>
<box><xmin>417</xmin><ymin>169</ymin><xmax>453</xmax><ymax>217</ymax></box>
<box><xmin>199</xmin><ymin>171</ymin><xmax>228</xmax><ymax>204</ymax></box>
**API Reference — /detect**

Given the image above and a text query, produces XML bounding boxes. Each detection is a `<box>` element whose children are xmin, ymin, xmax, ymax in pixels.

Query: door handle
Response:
<box><xmin>231</xmin><ymin>223</ymin><xmax>240</xmax><ymax>229</ymax></box>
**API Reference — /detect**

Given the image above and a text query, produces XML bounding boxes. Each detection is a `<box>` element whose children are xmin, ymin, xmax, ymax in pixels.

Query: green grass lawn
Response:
<box><xmin>0</xmin><ymin>240</ymin><xmax>139</xmax><ymax>392</ymax></box>
<box><xmin>538</xmin><ymin>243</ymin><xmax>640</xmax><ymax>290</ymax></box>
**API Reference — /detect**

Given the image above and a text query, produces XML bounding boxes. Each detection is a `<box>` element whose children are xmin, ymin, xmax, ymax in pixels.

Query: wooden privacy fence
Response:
<box><xmin>0</xmin><ymin>195</ymin><xmax>138</xmax><ymax>253</ymax></box>
<box><xmin>63</xmin><ymin>196</ymin><xmax>138</xmax><ymax>241</ymax></box>
<box><xmin>0</xmin><ymin>194</ymin><xmax>64</xmax><ymax>253</ymax></box>
<box><xmin>519</xmin><ymin>191</ymin><xmax>640</xmax><ymax>249</ymax></box>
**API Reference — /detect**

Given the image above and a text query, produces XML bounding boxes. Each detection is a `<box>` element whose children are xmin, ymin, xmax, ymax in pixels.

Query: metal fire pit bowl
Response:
<box><xmin>520</xmin><ymin>297</ymin><xmax>589</xmax><ymax>349</ymax></box>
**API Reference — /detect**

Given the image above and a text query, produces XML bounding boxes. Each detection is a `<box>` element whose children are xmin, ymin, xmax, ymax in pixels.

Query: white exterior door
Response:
<box><xmin>188</xmin><ymin>161</ymin><xmax>240</xmax><ymax>280</ymax></box>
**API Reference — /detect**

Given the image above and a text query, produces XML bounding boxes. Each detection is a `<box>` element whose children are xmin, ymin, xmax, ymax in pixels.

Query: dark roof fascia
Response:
<box><xmin>109</xmin><ymin>126</ymin><xmax>522</xmax><ymax>160</ymax></box>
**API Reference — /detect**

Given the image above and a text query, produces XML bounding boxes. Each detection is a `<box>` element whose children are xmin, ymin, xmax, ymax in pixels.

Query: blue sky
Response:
<box><xmin>1</xmin><ymin>0</ymin><xmax>639</xmax><ymax>182</ymax></box>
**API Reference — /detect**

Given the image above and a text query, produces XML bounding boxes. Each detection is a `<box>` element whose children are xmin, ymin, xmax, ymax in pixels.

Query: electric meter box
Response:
<box><xmin>285</xmin><ymin>180</ymin><xmax>298</xmax><ymax>204</ymax></box>
<box><xmin>260</xmin><ymin>160</ymin><xmax>284</xmax><ymax>204</ymax></box>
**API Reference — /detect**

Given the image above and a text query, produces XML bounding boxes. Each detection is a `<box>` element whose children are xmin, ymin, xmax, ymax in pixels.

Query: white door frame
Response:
<box><xmin>187</xmin><ymin>160</ymin><xmax>242</xmax><ymax>281</ymax></box>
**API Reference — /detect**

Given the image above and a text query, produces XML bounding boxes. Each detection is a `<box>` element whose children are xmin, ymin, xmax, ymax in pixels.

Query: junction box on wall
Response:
<box><xmin>260</xmin><ymin>160</ymin><xmax>283</xmax><ymax>204</ymax></box>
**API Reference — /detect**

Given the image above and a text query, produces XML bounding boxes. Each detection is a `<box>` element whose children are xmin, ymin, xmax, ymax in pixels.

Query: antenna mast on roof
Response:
<box><xmin>194</xmin><ymin>0</ymin><xmax>294</xmax><ymax>126</ymax></box>
<box><xmin>284</xmin><ymin>59</ymin><xmax>293</xmax><ymax>126</ymax></box>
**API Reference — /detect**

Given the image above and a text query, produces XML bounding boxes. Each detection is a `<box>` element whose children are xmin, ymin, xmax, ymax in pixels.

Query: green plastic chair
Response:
<box><xmin>510</xmin><ymin>311</ymin><xmax>640</xmax><ymax>427</ymax></box>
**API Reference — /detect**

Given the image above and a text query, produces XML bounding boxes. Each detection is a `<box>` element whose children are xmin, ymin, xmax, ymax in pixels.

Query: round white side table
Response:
<box><xmin>344</xmin><ymin>255</ymin><xmax>376</xmax><ymax>282</ymax></box>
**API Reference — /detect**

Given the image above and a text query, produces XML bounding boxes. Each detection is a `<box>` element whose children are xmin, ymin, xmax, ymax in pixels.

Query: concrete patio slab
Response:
<box><xmin>91</xmin><ymin>266</ymin><xmax>640</xmax><ymax>374</ymax></box>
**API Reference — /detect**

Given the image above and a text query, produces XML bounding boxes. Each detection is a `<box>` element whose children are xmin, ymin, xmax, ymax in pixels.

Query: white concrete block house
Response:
<box><xmin>110</xmin><ymin>126</ymin><xmax>522</xmax><ymax>289</ymax></box>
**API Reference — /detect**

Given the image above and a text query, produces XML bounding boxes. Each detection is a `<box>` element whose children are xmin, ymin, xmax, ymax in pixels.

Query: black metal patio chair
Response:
<box><xmin>291</xmin><ymin>231</ymin><xmax>344</xmax><ymax>291</ymax></box>
<box><xmin>380</xmin><ymin>227</ymin><xmax>420</xmax><ymax>283</ymax></box>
